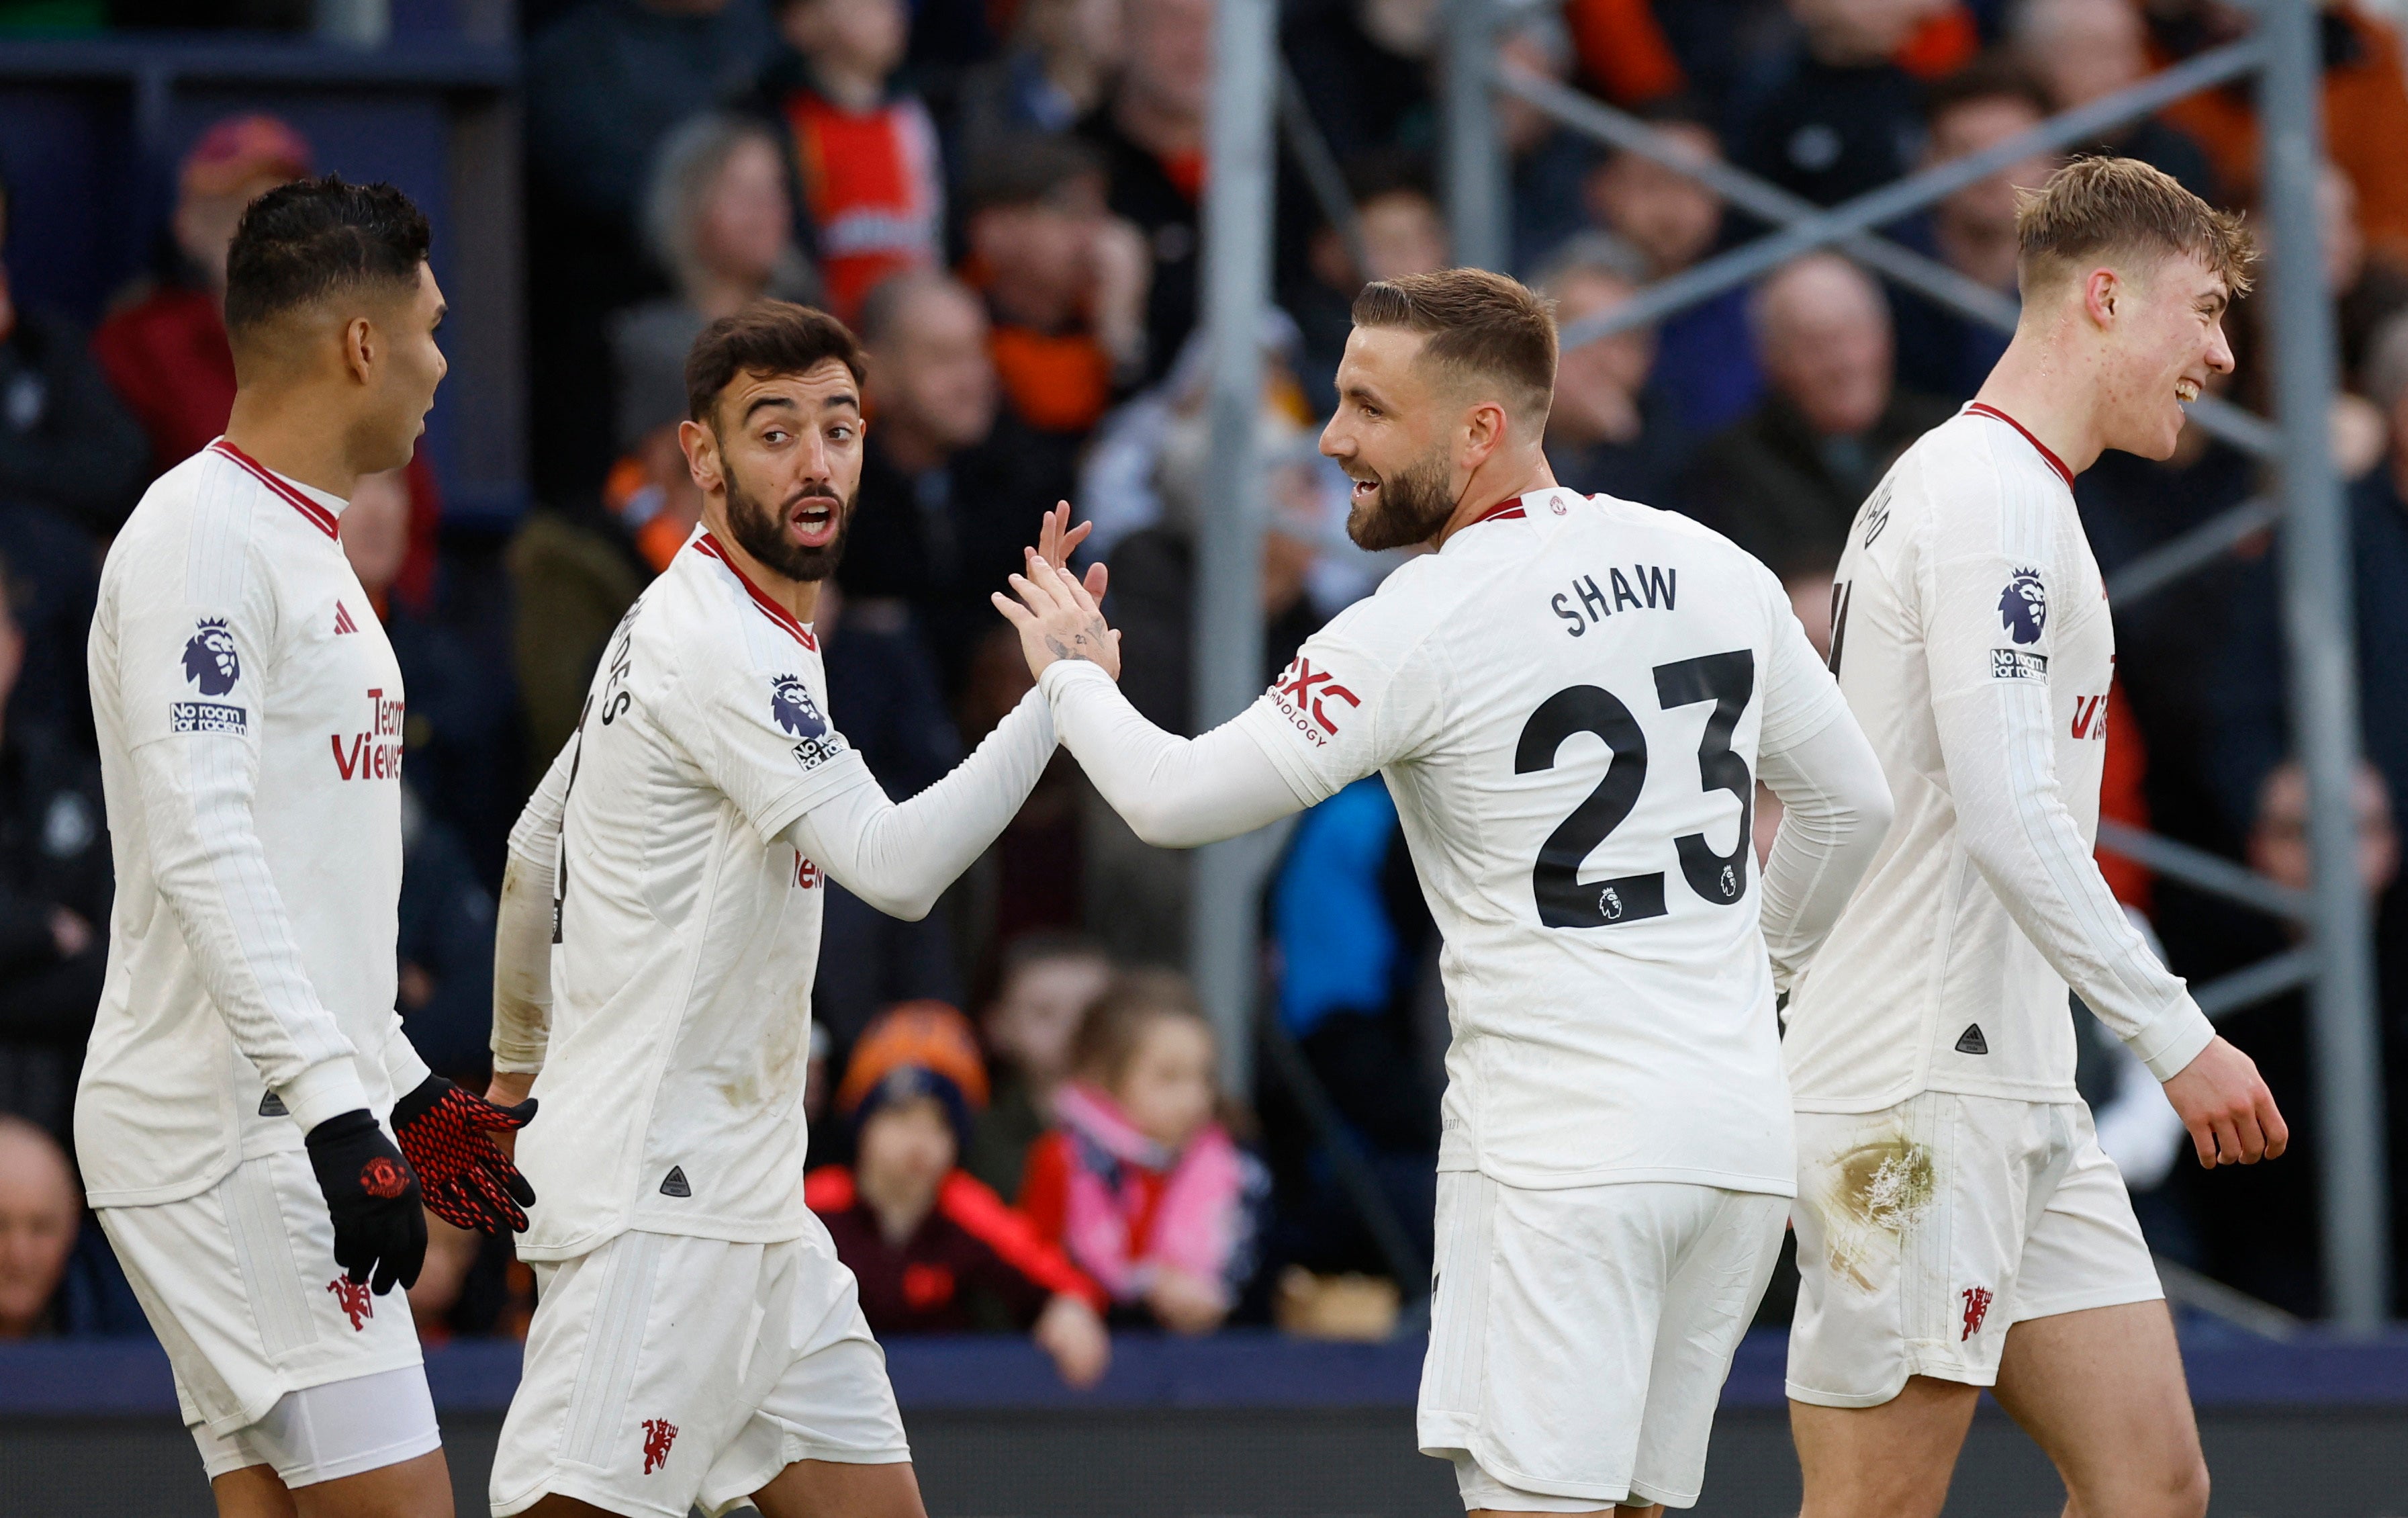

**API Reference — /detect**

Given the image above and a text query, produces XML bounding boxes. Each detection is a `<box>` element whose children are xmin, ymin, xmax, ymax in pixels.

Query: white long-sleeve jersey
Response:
<box><xmin>495</xmin><ymin>531</ymin><xmax>1057</xmax><ymax>1261</ymax></box>
<box><xmin>1044</xmin><ymin>486</ymin><xmax>1892</xmax><ymax>1196</ymax></box>
<box><xmin>1783</xmin><ymin>404</ymin><xmax>2217</xmax><ymax>1113</ymax></box>
<box><xmin>80</xmin><ymin>440</ymin><xmax>428</xmax><ymax>1208</ymax></box>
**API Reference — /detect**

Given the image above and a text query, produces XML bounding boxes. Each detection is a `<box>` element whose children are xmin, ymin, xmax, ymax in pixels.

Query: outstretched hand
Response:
<box><xmin>1031</xmin><ymin>500</ymin><xmax>1111</xmax><ymax>602</ymax></box>
<box><xmin>994</xmin><ymin>549</ymin><xmax>1122</xmax><ymax>680</ymax></box>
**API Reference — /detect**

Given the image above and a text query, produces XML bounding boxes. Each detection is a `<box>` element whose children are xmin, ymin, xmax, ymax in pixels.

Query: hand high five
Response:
<box><xmin>994</xmin><ymin>512</ymin><xmax>1121</xmax><ymax>680</ymax></box>
<box><xmin>1029</xmin><ymin>500</ymin><xmax>1111</xmax><ymax>600</ymax></box>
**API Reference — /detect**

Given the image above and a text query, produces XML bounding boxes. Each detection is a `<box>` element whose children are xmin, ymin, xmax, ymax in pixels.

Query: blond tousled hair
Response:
<box><xmin>2015</xmin><ymin>154</ymin><xmax>2256</xmax><ymax>297</ymax></box>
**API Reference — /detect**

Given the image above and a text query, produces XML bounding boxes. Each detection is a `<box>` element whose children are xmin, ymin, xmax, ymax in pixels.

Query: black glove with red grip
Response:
<box><xmin>391</xmin><ymin>1075</ymin><xmax>539</xmax><ymax>1235</ymax></box>
<box><xmin>304</xmin><ymin>1110</ymin><xmax>426</xmax><ymax>1294</ymax></box>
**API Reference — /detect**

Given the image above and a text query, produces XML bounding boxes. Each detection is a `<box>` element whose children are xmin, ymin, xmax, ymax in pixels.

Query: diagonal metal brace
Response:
<box><xmin>1551</xmin><ymin>37</ymin><xmax>2266</xmax><ymax>349</ymax></box>
<box><xmin>1500</xmin><ymin>62</ymin><xmax>2276</xmax><ymax>459</ymax></box>
<box><xmin>2097</xmin><ymin>819</ymin><xmax>2310</xmax><ymax>920</ymax></box>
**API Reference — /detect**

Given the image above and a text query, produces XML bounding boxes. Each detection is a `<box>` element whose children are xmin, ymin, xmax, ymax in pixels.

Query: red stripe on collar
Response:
<box><xmin>692</xmin><ymin>533</ymin><xmax>819</xmax><ymax>652</ymax></box>
<box><xmin>1965</xmin><ymin>403</ymin><xmax>2074</xmax><ymax>490</ymax></box>
<box><xmin>208</xmin><ymin>439</ymin><xmax>340</xmax><ymax>539</ymax></box>
<box><xmin>1465</xmin><ymin>496</ymin><xmax>1529</xmax><ymax>528</ymax></box>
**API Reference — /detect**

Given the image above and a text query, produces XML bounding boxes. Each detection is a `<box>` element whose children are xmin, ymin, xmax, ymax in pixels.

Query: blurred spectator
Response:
<box><xmin>1739</xmin><ymin>0</ymin><xmax>1935</xmax><ymax>210</ymax></box>
<box><xmin>2323</xmin><ymin>162</ymin><xmax>2408</xmax><ymax>398</ymax></box>
<box><xmin>1289</xmin><ymin>152</ymin><xmax>1450</xmax><ymax>416</ymax></box>
<box><xmin>0</xmin><ymin>175</ymin><xmax>148</xmax><ymax>540</ymax></box>
<box><xmin>91</xmin><ymin>114</ymin><xmax>310</xmax><ymax>478</ymax></box>
<box><xmin>958</xmin><ymin>135</ymin><xmax>1152</xmax><ymax>439</ymax></box>
<box><xmin>2246</xmin><ymin>760</ymin><xmax>2400</xmax><ymax>905</ymax></box>
<box><xmin>522</xmin><ymin>0</ymin><xmax>782</xmax><ymax>500</ymax></box>
<box><xmin>1264</xmin><ymin>776</ymin><xmax>1439</xmax><ymax>1280</ymax></box>
<box><xmin>1020</xmin><ymin>971</ymin><xmax>1264</xmax><ymax>1333</ymax></box>
<box><xmin>616</xmin><ymin>114</ymin><xmax>819</xmax><ymax>455</ymax></box>
<box><xmin>1498</xmin><ymin>9</ymin><xmax>1604</xmax><ymax>274</ymax></box>
<box><xmin>0</xmin><ymin>565</ymin><xmax>109</xmax><ymax>1143</ymax></box>
<box><xmin>2153</xmin><ymin>2</ymin><xmax>2408</xmax><ymax>268</ymax></box>
<box><xmin>0</xmin><ymin>1114</ymin><xmax>76</xmax><ymax>1337</ymax></box>
<box><xmin>1536</xmin><ymin>234</ymin><xmax>1692</xmax><ymax>505</ymax></box>
<box><xmin>967</xmin><ymin>934</ymin><xmax>1115</xmax><ymax>1199</ymax></box>
<box><xmin>342</xmin><ymin>467</ymin><xmax>516</xmax><ymax>884</ymax></box>
<box><xmin>1680</xmin><ymin>252</ymin><xmax>1951</xmax><ymax>576</ymax></box>
<box><xmin>2007</xmin><ymin>0</ymin><xmax>2218</xmax><ymax>201</ymax></box>
<box><xmin>1079</xmin><ymin>0</ymin><xmax>1214</xmax><ymax>385</ymax></box>
<box><xmin>1583</xmin><ymin>103</ymin><xmax>1765</xmax><ymax>435</ymax></box>
<box><xmin>810</xmin><ymin>1003</ymin><xmax>1111</xmax><ymax>1385</ymax></box>
<box><xmin>757</xmin><ymin>0</ymin><xmax>945</xmax><ymax>318</ymax></box>
<box><xmin>1563</xmin><ymin>0</ymin><xmax>1689</xmax><ymax>108</ymax></box>
<box><xmin>838</xmin><ymin>271</ymin><xmax>1075</xmax><ymax>696</ymax></box>
<box><xmin>1283</xmin><ymin>0</ymin><xmax>1436</xmax><ymax>165</ymax></box>
<box><xmin>506</xmin><ymin>490</ymin><xmax>652</xmax><ymax>785</ymax></box>
<box><xmin>947</xmin><ymin>0</ymin><xmax>1125</xmax><ymax>148</ymax></box>
<box><xmin>812</xmin><ymin>584</ymin><xmax>970</xmax><ymax>1048</ymax></box>
<box><xmin>1890</xmin><ymin>56</ymin><xmax>2062</xmax><ymax>403</ymax></box>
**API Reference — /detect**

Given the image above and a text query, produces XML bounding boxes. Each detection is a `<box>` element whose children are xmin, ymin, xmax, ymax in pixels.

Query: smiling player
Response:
<box><xmin>483</xmin><ymin>301</ymin><xmax>1102</xmax><ymax>1518</ymax></box>
<box><xmin>995</xmin><ymin>268</ymin><xmax>1896</xmax><ymax>1516</ymax></box>
<box><xmin>1780</xmin><ymin>157</ymin><xmax>2289</xmax><ymax>1517</ymax></box>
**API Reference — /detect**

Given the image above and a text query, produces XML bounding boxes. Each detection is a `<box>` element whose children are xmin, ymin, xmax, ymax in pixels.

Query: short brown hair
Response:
<box><xmin>1070</xmin><ymin>968</ymin><xmax>1212</xmax><ymax>1090</ymax></box>
<box><xmin>684</xmin><ymin>299</ymin><xmax>867</xmax><ymax>429</ymax></box>
<box><xmin>2015</xmin><ymin>154</ymin><xmax>2256</xmax><ymax>297</ymax></box>
<box><xmin>1351</xmin><ymin>268</ymin><xmax>1558</xmax><ymax>421</ymax></box>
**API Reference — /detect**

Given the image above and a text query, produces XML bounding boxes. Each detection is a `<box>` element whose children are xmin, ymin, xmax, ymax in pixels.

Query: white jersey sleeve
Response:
<box><xmin>784</xmin><ymin>686</ymin><xmax>1058</xmax><ymax>919</ymax></box>
<box><xmin>1753</xmin><ymin>588</ymin><xmax>1892</xmax><ymax>991</ymax></box>
<box><xmin>117</xmin><ymin>560</ymin><xmax>367</xmax><ymax>1131</ymax></box>
<box><xmin>1036</xmin><ymin>660</ymin><xmax>1303</xmax><ymax>847</ymax></box>
<box><xmin>490</xmin><ymin>735</ymin><xmax>573</xmax><ymax>1075</ymax></box>
<box><xmin>1920</xmin><ymin>488</ymin><xmax>2213</xmax><ymax>1080</ymax></box>
<box><xmin>664</xmin><ymin>633</ymin><xmax>875</xmax><ymax>844</ymax></box>
<box><xmin>1225</xmin><ymin>592</ymin><xmax>1448</xmax><ymax>807</ymax></box>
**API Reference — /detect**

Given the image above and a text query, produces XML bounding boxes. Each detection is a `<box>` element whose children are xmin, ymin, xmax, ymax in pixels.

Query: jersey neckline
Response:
<box><xmin>207</xmin><ymin>438</ymin><xmax>341</xmax><ymax>540</ymax></box>
<box><xmin>1963</xmin><ymin>402</ymin><xmax>2074</xmax><ymax>490</ymax></box>
<box><xmin>692</xmin><ymin>531</ymin><xmax>821</xmax><ymax>652</ymax></box>
<box><xmin>1462</xmin><ymin>495</ymin><xmax>1531</xmax><ymax>531</ymax></box>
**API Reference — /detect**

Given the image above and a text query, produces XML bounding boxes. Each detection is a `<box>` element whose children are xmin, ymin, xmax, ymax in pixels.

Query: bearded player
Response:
<box><xmin>995</xmin><ymin>268</ymin><xmax>1895</xmax><ymax>1515</ymax></box>
<box><xmin>1779</xmin><ymin>157</ymin><xmax>2288</xmax><ymax>1517</ymax></box>
<box><xmin>483</xmin><ymin>301</ymin><xmax>1107</xmax><ymax>1518</ymax></box>
<box><xmin>84</xmin><ymin>178</ymin><xmax>537</xmax><ymax>1517</ymax></box>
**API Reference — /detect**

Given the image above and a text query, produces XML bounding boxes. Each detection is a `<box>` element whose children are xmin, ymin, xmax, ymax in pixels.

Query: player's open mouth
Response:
<box><xmin>790</xmin><ymin>498</ymin><xmax>839</xmax><ymax>548</ymax></box>
<box><xmin>1349</xmin><ymin>476</ymin><xmax>1379</xmax><ymax>500</ymax></box>
<box><xmin>2175</xmin><ymin>378</ymin><xmax>2201</xmax><ymax>404</ymax></box>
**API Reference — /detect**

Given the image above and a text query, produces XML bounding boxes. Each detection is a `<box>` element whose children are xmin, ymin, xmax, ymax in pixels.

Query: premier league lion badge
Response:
<box><xmin>770</xmin><ymin>674</ymin><xmax>827</xmax><ymax>740</ymax></box>
<box><xmin>1997</xmin><ymin>568</ymin><xmax>2047</xmax><ymax>645</ymax></box>
<box><xmin>182</xmin><ymin>619</ymin><xmax>241</xmax><ymax>695</ymax></box>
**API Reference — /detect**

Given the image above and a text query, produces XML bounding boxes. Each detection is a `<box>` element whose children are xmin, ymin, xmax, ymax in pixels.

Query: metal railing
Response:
<box><xmin>1197</xmin><ymin>0</ymin><xmax>2385</xmax><ymax>1329</ymax></box>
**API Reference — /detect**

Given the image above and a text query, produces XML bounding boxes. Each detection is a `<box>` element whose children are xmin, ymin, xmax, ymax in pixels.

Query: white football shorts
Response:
<box><xmin>97</xmin><ymin>1148</ymin><xmax>429</xmax><ymax>1449</ymax></box>
<box><xmin>490</xmin><ymin>1216</ymin><xmax>911</xmax><ymax>1518</ymax></box>
<box><xmin>1786</xmin><ymin>1091</ymin><xmax>2164</xmax><ymax>1409</ymax></box>
<box><xmin>1419</xmin><ymin>1172</ymin><xmax>1788</xmax><ymax>1511</ymax></box>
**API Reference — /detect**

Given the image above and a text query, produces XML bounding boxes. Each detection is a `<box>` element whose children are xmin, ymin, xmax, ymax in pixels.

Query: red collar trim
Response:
<box><xmin>1465</xmin><ymin>496</ymin><xmax>1528</xmax><ymax>529</ymax></box>
<box><xmin>208</xmin><ymin>439</ymin><xmax>340</xmax><ymax>539</ymax></box>
<box><xmin>693</xmin><ymin>533</ymin><xmax>819</xmax><ymax>651</ymax></box>
<box><xmin>1965</xmin><ymin>403</ymin><xmax>2074</xmax><ymax>490</ymax></box>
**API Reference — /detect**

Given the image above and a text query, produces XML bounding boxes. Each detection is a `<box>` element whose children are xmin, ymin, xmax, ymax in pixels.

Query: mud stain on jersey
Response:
<box><xmin>1822</xmin><ymin>1134</ymin><xmax>1937</xmax><ymax>1291</ymax></box>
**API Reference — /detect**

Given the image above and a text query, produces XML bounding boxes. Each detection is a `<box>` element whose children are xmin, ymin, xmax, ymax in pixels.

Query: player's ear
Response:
<box><xmin>678</xmin><ymin>417</ymin><xmax>721</xmax><ymax>494</ymax></box>
<box><xmin>342</xmin><ymin>314</ymin><xmax>376</xmax><ymax>386</ymax></box>
<box><xmin>2084</xmin><ymin>267</ymin><xmax>2119</xmax><ymax>328</ymax></box>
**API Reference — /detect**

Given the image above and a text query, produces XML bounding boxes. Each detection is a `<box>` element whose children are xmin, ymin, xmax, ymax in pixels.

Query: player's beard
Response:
<box><xmin>723</xmin><ymin>456</ymin><xmax>852</xmax><ymax>582</ymax></box>
<box><xmin>1344</xmin><ymin>441</ymin><xmax>1458</xmax><ymax>552</ymax></box>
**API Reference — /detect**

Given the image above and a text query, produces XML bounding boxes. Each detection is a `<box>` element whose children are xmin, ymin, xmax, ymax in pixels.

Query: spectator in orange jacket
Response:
<box><xmin>809</xmin><ymin>1002</ymin><xmax>1110</xmax><ymax>1386</ymax></box>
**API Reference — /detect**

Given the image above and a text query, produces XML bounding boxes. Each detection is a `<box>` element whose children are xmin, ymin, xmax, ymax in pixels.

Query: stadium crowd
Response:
<box><xmin>3</xmin><ymin>0</ymin><xmax>2408</xmax><ymax>1355</ymax></box>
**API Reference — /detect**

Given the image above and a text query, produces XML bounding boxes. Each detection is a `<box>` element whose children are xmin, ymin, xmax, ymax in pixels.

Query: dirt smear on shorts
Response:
<box><xmin>1820</xmin><ymin>1134</ymin><xmax>1938</xmax><ymax>1292</ymax></box>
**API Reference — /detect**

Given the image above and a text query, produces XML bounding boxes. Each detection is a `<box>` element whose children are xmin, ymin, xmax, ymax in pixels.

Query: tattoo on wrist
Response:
<box><xmin>1044</xmin><ymin>634</ymin><xmax>1086</xmax><ymax>664</ymax></box>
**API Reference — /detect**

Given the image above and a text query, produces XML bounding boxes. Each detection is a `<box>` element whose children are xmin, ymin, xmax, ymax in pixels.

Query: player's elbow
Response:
<box><xmin>1124</xmin><ymin>803</ymin><xmax>1211</xmax><ymax>850</ymax></box>
<box><xmin>854</xmin><ymin>883</ymin><xmax>939</xmax><ymax>922</ymax></box>
<box><xmin>1855</xmin><ymin>780</ymin><xmax>1896</xmax><ymax>850</ymax></box>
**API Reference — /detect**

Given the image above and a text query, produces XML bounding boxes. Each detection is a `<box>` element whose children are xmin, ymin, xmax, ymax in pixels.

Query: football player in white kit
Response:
<box><xmin>1779</xmin><ymin>157</ymin><xmax>2289</xmax><ymax>1518</ymax></box>
<box><xmin>992</xmin><ymin>268</ymin><xmax>1895</xmax><ymax>1515</ymax></box>
<box><xmin>481</xmin><ymin>302</ymin><xmax>1107</xmax><ymax>1518</ymax></box>
<box><xmin>85</xmin><ymin>179</ymin><xmax>540</xmax><ymax>1517</ymax></box>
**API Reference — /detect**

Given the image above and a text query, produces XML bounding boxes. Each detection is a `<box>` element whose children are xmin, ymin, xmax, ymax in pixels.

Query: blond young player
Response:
<box><xmin>84</xmin><ymin>178</ymin><xmax>537</xmax><ymax>1518</ymax></box>
<box><xmin>1775</xmin><ymin>157</ymin><xmax>2288</xmax><ymax>1518</ymax></box>
<box><xmin>483</xmin><ymin>303</ymin><xmax>1105</xmax><ymax>1518</ymax></box>
<box><xmin>997</xmin><ymin>269</ymin><xmax>1896</xmax><ymax>1516</ymax></box>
